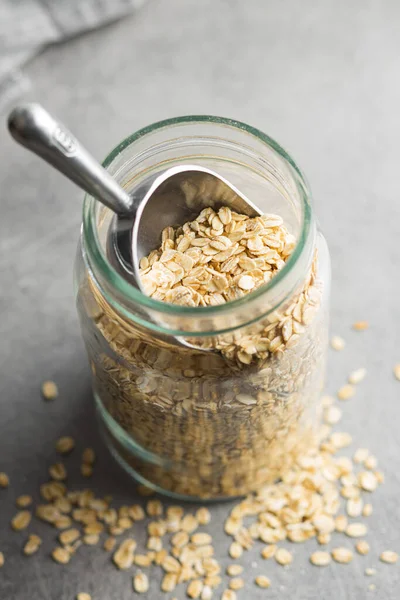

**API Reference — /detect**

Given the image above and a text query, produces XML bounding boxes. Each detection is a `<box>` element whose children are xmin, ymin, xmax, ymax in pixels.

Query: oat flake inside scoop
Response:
<box><xmin>140</xmin><ymin>207</ymin><xmax>295</xmax><ymax>308</ymax></box>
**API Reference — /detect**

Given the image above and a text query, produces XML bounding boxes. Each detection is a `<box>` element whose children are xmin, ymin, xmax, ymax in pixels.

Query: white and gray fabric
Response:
<box><xmin>0</xmin><ymin>0</ymin><xmax>146</xmax><ymax>111</ymax></box>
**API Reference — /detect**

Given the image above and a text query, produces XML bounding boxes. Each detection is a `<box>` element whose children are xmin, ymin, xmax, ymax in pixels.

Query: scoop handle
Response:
<box><xmin>7</xmin><ymin>103</ymin><xmax>133</xmax><ymax>216</ymax></box>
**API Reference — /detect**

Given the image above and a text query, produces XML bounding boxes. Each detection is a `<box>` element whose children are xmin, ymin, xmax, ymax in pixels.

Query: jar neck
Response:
<box><xmin>82</xmin><ymin>116</ymin><xmax>316</xmax><ymax>337</ymax></box>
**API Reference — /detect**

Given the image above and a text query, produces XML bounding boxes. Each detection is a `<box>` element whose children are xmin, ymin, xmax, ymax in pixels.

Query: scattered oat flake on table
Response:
<box><xmin>331</xmin><ymin>547</ymin><xmax>353</xmax><ymax>564</ymax></box>
<box><xmin>229</xmin><ymin>542</ymin><xmax>243</xmax><ymax>559</ymax></box>
<box><xmin>205</xmin><ymin>574</ymin><xmax>222</xmax><ymax>589</ymax></box>
<box><xmin>167</xmin><ymin>505</ymin><xmax>184</xmax><ymax>520</ymax></box>
<box><xmin>234</xmin><ymin>527</ymin><xmax>253</xmax><ymax>549</ymax></box>
<box><xmin>161</xmin><ymin>555</ymin><xmax>180</xmax><ymax>573</ymax></box>
<box><xmin>82</xmin><ymin>448</ymin><xmax>96</xmax><ymax>464</ymax></box>
<box><xmin>356</xmin><ymin>541</ymin><xmax>370</xmax><ymax>555</ymax></box>
<box><xmin>0</xmin><ymin>552</ymin><xmax>4</xmax><ymax>567</ymax></box>
<box><xmin>261</xmin><ymin>544</ymin><xmax>277</xmax><ymax>559</ymax></box>
<box><xmin>23</xmin><ymin>534</ymin><xmax>42</xmax><ymax>556</ymax></box>
<box><xmin>317</xmin><ymin>533</ymin><xmax>331</xmax><ymax>545</ymax></box>
<box><xmin>354</xmin><ymin>448</ymin><xmax>369</xmax><ymax>463</ymax></box>
<box><xmin>346</xmin><ymin>498</ymin><xmax>363</xmax><ymax>518</ymax></box>
<box><xmin>335</xmin><ymin>515</ymin><xmax>348</xmax><ymax>533</ymax></box>
<box><xmin>41</xmin><ymin>380</ymin><xmax>58</xmax><ymax>400</ymax></box>
<box><xmin>76</xmin><ymin>594</ymin><xmax>91</xmax><ymax>600</ymax></box>
<box><xmin>359</xmin><ymin>471</ymin><xmax>378</xmax><ymax>492</ymax></box>
<box><xmin>117</xmin><ymin>517</ymin><xmax>133</xmax><ymax>536</ymax></box>
<box><xmin>341</xmin><ymin>486</ymin><xmax>359</xmax><ymax>500</ymax></box>
<box><xmin>348</xmin><ymin>368</ymin><xmax>367</xmax><ymax>385</ymax></box>
<box><xmin>113</xmin><ymin>539</ymin><xmax>136</xmax><ymax>569</ymax></box>
<box><xmin>181</xmin><ymin>514</ymin><xmax>199</xmax><ymax>533</ymax></box>
<box><xmin>134</xmin><ymin>554</ymin><xmax>152</xmax><ymax>567</ymax></box>
<box><xmin>55</xmin><ymin>515</ymin><xmax>72</xmax><ymax>529</ymax></box>
<box><xmin>83</xmin><ymin>534</ymin><xmax>99</xmax><ymax>545</ymax></box>
<box><xmin>52</xmin><ymin>546</ymin><xmax>71</xmax><ymax>564</ymax></box>
<box><xmin>324</xmin><ymin>405</ymin><xmax>342</xmax><ymax>425</ymax></box>
<box><xmin>147</xmin><ymin>536</ymin><xmax>162</xmax><ymax>551</ymax></box>
<box><xmin>129</xmin><ymin>504</ymin><xmax>145</xmax><ymax>521</ymax></box>
<box><xmin>55</xmin><ymin>436</ymin><xmax>75</xmax><ymax>454</ymax></box>
<box><xmin>380</xmin><ymin>551</ymin><xmax>398</xmax><ymax>564</ymax></box>
<box><xmin>313</xmin><ymin>514</ymin><xmax>336</xmax><ymax>534</ymax></box>
<box><xmin>11</xmin><ymin>510</ymin><xmax>31</xmax><ymax>531</ymax></box>
<box><xmin>161</xmin><ymin>573</ymin><xmax>177</xmax><ymax>592</ymax></box>
<box><xmin>171</xmin><ymin>531</ymin><xmax>189</xmax><ymax>548</ymax></box>
<box><xmin>337</xmin><ymin>384</ymin><xmax>356</xmax><ymax>400</ymax></box>
<box><xmin>133</xmin><ymin>572</ymin><xmax>149</xmax><ymax>593</ymax></box>
<box><xmin>49</xmin><ymin>463</ymin><xmax>67</xmax><ymax>481</ymax></box>
<box><xmin>331</xmin><ymin>335</ymin><xmax>345</xmax><ymax>351</ymax></box>
<box><xmin>59</xmin><ymin>528</ymin><xmax>80</xmax><ymax>545</ymax></box>
<box><xmin>310</xmin><ymin>551</ymin><xmax>331</xmax><ymax>566</ymax></box>
<box><xmin>365</xmin><ymin>567</ymin><xmax>376</xmax><ymax>576</ymax></box>
<box><xmin>196</xmin><ymin>507</ymin><xmax>211</xmax><ymax>525</ymax></box>
<box><xmin>16</xmin><ymin>494</ymin><xmax>32</xmax><ymax>508</ymax></box>
<box><xmin>201</xmin><ymin>586</ymin><xmax>213</xmax><ymax>600</ymax></box>
<box><xmin>336</xmin><ymin>455</ymin><xmax>353</xmax><ymax>473</ymax></box>
<box><xmin>229</xmin><ymin>577</ymin><xmax>244</xmax><ymax>591</ymax></box>
<box><xmin>81</xmin><ymin>464</ymin><xmax>93</xmax><ymax>478</ymax></box>
<box><xmin>187</xmin><ymin>579</ymin><xmax>203</xmax><ymax>598</ymax></box>
<box><xmin>275</xmin><ymin>548</ymin><xmax>293</xmax><ymax>566</ymax></box>
<box><xmin>192</xmin><ymin>532</ymin><xmax>212</xmax><ymax>546</ymax></box>
<box><xmin>0</xmin><ymin>472</ymin><xmax>10</xmax><ymax>487</ymax></box>
<box><xmin>40</xmin><ymin>481</ymin><xmax>66</xmax><ymax>502</ymax></box>
<box><xmin>36</xmin><ymin>503</ymin><xmax>59</xmax><ymax>523</ymax></box>
<box><xmin>226</xmin><ymin>564</ymin><xmax>243</xmax><ymax>576</ymax></box>
<box><xmin>147</xmin><ymin>499</ymin><xmax>163</xmax><ymax>517</ymax></box>
<box><xmin>221</xmin><ymin>590</ymin><xmax>237</xmax><ymax>600</ymax></box>
<box><xmin>352</xmin><ymin>321</ymin><xmax>369</xmax><ymax>331</ymax></box>
<box><xmin>346</xmin><ymin>523</ymin><xmax>368</xmax><ymax>538</ymax></box>
<box><xmin>224</xmin><ymin>517</ymin><xmax>241</xmax><ymax>535</ymax></box>
<box><xmin>364</xmin><ymin>455</ymin><xmax>378</xmax><ymax>470</ymax></box>
<box><xmin>393</xmin><ymin>364</ymin><xmax>400</xmax><ymax>381</ymax></box>
<box><xmin>340</xmin><ymin>471</ymin><xmax>356</xmax><ymax>486</ymax></box>
<box><xmin>255</xmin><ymin>575</ymin><xmax>271</xmax><ymax>588</ymax></box>
<box><xmin>103</xmin><ymin>536</ymin><xmax>116</xmax><ymax>552</ymax></box>
<box><xmin>362</xmin><ymin>504</ymin><xmax>373</xmax><ymax>517</ymax></box>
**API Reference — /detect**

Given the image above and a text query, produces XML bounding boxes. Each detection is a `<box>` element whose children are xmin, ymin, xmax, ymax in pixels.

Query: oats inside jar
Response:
<box><xmin>77</xmin><ymin>198</ymin><xmax>328</xmax><ymax>499</ymax></box>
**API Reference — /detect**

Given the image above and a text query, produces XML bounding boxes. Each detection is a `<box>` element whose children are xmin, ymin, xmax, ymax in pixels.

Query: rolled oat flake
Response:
<box><xmin>380</xmin><ymin>551</ymin><xmax>398</xmax><ymax>564</ymax></box>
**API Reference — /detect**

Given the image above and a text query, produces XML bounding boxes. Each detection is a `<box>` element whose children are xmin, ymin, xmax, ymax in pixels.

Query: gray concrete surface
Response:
<box><xmin>1</xmin><ymin>1</ymin><xmax>399</xmax><ymax>598</ymax></box>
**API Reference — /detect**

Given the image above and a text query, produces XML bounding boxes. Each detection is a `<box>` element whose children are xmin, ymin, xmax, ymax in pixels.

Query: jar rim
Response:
<box><xmin>83</xmin><ymin>115</ymin><xmax>312</xmax><ymax>319</ymax></box>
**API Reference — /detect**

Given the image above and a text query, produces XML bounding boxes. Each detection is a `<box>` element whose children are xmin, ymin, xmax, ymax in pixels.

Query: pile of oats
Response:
<box><xmin>3</xmin><ymin>447</ymin><xmax>224</xmax><ymax>597</ymax></box>
<box><xmin>222</xmin><ymin>411</ymin><xmax>388</xmax><ymax>574</ymax></box>
<box><xmin>140</xmin><ymin>207</ymin><xmax>294</xmax><ymax>307</ymax></box>
<box><xmin>77</xmin><ymin>206</ymin><xmax>327</xmax><ymax>498</ymax></box>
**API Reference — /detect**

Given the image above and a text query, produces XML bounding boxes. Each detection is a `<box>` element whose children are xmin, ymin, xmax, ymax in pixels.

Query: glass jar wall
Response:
<box><xmin>74</xmin><ymin>116</ymin><xmax>331</xmax><ymax>500</ymax></box>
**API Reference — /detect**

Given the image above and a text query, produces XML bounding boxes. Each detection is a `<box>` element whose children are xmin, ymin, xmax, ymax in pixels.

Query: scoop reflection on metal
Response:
<box><xmin>7</xmin><ymin>103</ymin><xmax>263</xmax><ymax>351</ymax></box>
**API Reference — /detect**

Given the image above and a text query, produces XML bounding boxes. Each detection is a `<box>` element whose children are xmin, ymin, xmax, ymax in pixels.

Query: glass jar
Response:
<box><xmin>74</xmin><ymin>116</ymin><xmax>330</xmax><ymax>500</ymax></box>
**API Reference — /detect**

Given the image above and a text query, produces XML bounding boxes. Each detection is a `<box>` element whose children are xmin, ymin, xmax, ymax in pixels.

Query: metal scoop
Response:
<box><xmin>7</xmin><ymin>104</ymin><xmax>262</xmax><ymax>350</ymax></box>
<box><xmin>108</xmin><ymin>164</ymin><xmax>263</xmax><ymax>285</ymax></box>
